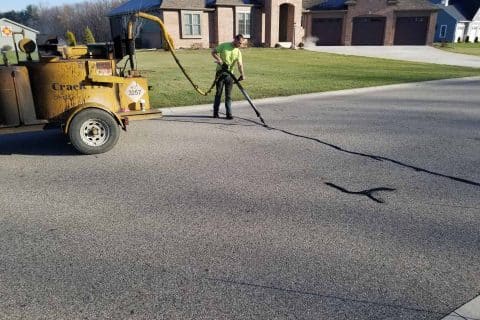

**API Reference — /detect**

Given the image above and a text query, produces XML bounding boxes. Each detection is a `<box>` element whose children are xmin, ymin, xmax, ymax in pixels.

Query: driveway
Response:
<box><xmin>0</xmin><ymin>78</ymin><xmax>479</xmax><ymax>319</ymax></box>
<box><xmin>305</xmin><ymin>45</ymin><xmax>480</xmax><ymax>68</ymax></box>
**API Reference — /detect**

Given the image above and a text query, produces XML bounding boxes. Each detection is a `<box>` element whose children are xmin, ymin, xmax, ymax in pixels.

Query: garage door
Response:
<box><xmin>312</xmin><ymin>18</ymin><xmax>343</xmax><ymax>45</ymax></box>
<box><xmin>352</xmin><ymin>17</ymin><xmax>386</xmax><ymax>45</ymax></box>
<box><xmin>394</xmin><ymin>16</ymin><xmax>429</xmax><ymax>45</ymax></box>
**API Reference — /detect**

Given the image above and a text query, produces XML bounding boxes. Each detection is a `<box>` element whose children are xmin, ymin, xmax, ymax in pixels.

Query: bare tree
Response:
<box><xmin>35</xmin><ymin>0</ymin><xmax>124</xmax><ymax>43</ymax></box>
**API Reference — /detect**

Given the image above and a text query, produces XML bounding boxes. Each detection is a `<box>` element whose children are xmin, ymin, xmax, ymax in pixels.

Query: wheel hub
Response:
<box><xmin>80</xmin><ymin>119</ymin><xmax>110</xmax><ymax>147</ymax></box>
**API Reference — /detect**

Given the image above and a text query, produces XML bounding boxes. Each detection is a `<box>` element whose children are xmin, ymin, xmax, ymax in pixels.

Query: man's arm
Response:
<box><xmin>211</xmin><ymin>48</ymin><xmax>222</xmax><ymax>65</ymax></box>
<box><xmin>237</xmin><ymin>60</ymin><xmax>245</xmax><ymax>81</ymax></box>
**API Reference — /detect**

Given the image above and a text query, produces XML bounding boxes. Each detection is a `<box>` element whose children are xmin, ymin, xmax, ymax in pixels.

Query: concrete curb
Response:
<box><xmin>440</xmin><ymin>295</ymin><xmax>480</xmax><ymax>320</ymax></box>
<box><xmin>160</xmin><ymin>76</ymin><xmax>480</xmax><ymax>115</ymax></box>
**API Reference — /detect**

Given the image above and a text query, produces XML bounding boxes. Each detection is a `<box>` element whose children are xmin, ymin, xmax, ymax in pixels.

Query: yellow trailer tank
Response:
<box><xmin>27</xmin><ymin>59</ymin><xmax>154</xmax><ymax>121</ymax></box>
<box><xmin>0</xmin><ymin>38</ymin><xmax>162</xmax><ymax>154</ymax></box>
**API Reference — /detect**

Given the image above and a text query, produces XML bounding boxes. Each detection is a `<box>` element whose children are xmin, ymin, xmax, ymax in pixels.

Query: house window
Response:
<box><xmin>440</xmin><ymin>25</ymin><xmax>447</xmax><ymax>38</ymax></box>
<box><xmin>236</xmin><ymin>10</ymin><xmax>251</xmax><ymax>37</ymax></box>
<box><xmin>182</xmin><ymin>11</ymin><xmax>201</xmax><ymax>38</ymax></box>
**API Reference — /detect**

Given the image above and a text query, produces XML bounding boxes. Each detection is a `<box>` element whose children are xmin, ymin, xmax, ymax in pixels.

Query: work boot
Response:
<box><xmin>213</xmin><ymin>95</ymin><xmax>221</xmax><ymax>118</ymax></box>
<box><xmin>225</xmin><ymin>99</ymin><xmax>232</xmax><ymax>119</ymax></box>
<box><xmin>226</xmin><ymin>115</ymin><xmax>233</xmax><ymax>120</ymax></box>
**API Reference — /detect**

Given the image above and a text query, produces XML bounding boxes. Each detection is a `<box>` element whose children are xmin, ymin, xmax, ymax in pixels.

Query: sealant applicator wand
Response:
<box><xmin>221</xmin><ymin>64</ymin><xmax>268</xmax><ymax>127</ymax></box>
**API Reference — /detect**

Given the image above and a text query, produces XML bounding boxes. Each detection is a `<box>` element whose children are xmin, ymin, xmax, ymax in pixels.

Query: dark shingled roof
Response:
<box><xmin>210</xmin><ymin>0</ymin><xmax>257</xmax><ymax>5</ymax></box>
<box><xmin>108</xmin><ymin>0</ymin><xmax>208</xmax><ymax>16</ymax></box>
<box><xmin>307</xmin><ymin>0</ymin><xmax>347</xmax><ymax>10</ymax></box>
<box><xmin>108</xmin><ymin>0</ymin><xmax>438</xmax><ymax>16</ymax></box>
<box><xmin>161</xmin><ymin>0</ymin><xmax>208</xmax><ymax>9</ymax></box>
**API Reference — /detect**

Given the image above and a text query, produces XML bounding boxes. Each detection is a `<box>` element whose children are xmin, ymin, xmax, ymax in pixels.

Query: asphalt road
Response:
<box><xmin>0</xmin><ymin>77</ymin><xmax>479</xmax><ymax>320</ymax></box>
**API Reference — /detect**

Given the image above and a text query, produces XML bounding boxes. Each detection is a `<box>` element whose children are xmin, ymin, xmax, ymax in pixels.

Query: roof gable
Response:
<box><xmin>0</xmin><ymin>18</ymin><xmax>39</xmax><ymax>33</ymax></box>
<box><xmin>440</xmin><ymin>3</ymin><xmax>468</xmax><ymax>21</ymax></box>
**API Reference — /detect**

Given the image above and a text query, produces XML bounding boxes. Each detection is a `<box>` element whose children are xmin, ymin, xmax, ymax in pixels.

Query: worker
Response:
<box><xmin>211</xmin><ymin>34</ymin><xmax>246</xmax><ymax>119</ymax></box>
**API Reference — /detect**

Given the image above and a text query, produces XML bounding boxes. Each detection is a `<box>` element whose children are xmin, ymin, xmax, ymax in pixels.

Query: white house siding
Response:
<box><xmin>0</xmin><ymin>19</ymin><xmax>38</xmax><ymax>51</ymax></box>
<box><xmin>468</xmin><ymin>22</ymin><xmax>480</xmax><ymax>42</ymax></box>
<box><xmin>455</xmin><ymin>22</ymin><xmax>466</xmax><ymax>42</ymax></box>
<box><xmin>466</xmin><ymin>9</ymin><xmax>480</xmax><ymax>42</ymax></box>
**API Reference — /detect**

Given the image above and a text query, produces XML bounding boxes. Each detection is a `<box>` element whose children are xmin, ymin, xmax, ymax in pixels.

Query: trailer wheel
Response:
<box><xmin>68</xmin><ymin>109</ymin><xmax>120</xmax><ymax>155</ymax></box>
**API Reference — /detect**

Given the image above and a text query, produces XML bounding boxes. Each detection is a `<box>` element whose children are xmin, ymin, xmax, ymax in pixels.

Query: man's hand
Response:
<box><xmin>238</xmin><ymin>75</ymin><xmax>245</xmax><ymax>81</ymax></box>
<box><xmin>211</xmin><ymin>49</ymin><xmax>222</xmax><ymax>65</ymax></box>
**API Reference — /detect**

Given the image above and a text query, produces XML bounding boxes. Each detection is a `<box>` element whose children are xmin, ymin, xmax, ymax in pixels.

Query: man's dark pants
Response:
<box><xmin>213</xmin><ymin>71</ymin><xmax>234</xmax><ymax>117</ymax></box>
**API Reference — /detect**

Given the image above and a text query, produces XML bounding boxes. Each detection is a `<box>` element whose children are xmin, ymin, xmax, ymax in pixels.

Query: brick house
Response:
<box><xmin>108</xmin><ymin>0</ymin><xmax>438</xmax><ymax>48</ymax></box>
<box><xmin>306</xmin><ymin>0</ymin><xmax>438</xmax><ymax>45</ymax></box>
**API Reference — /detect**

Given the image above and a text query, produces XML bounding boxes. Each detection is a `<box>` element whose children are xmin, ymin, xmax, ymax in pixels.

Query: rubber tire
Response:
<box><xmin>68</xmin><ymin>108</ymin><xmax>120</xmax><ymax>155</ymax></box>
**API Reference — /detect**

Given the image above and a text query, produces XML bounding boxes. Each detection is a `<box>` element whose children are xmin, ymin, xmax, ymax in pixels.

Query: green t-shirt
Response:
<box><xmin>215</xmin><ymin>42</ymin><xmax>242</xmax><ymax>72</ymax></box>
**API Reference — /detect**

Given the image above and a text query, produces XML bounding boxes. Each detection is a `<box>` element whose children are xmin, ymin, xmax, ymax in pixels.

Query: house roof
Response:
<box><xmin>209</xmin><ymin>0</ymin><xmax>257</xmax><ymax>5</ymax></box>
<box><xmin>0</xmin><ymin>18</ymin><xmax>39</xmax><ymax>33</ymax></box>
<box><xmin>108</xmin><ymin>0</ymin><xmax>438</xmax><ymax>16</ymax></box>
<box><xmin>439</xmin><ymin>3</ymin><xmax>468</xmax><ymax>21</ymax></box>
<box><xmin>305</xmin><ymin>0</ymin><xmax>347</xmax><ymax>10</ymax></box>
<box><xmin>108</xmin><ymin>0</ymin><xmax>208</xmax><ymax>16</ymax></box>
<box><xmin>449</xmin><ymin>0</ymin><xmax>480</xmax><ymax>20</ymax></box>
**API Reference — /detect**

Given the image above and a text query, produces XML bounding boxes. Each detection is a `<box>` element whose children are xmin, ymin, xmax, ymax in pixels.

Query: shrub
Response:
<box><xmin>465</xmin><ymin>36</ymin><xmax>470</xmax><ymax>43</ymax></box>
<box><xmin>66</xmin><ymin>31</ymin><xmax>77</xmax><ymax>46</ymax></box>
<box><xmin>475</xmin><ymin>37</ymin><xmax>479</xmax><ymax>43</ymax></box>
<box><xmin>83</xmin><ymin>27</ymin><xmax>95</xmax><ymax>44</ymax></box>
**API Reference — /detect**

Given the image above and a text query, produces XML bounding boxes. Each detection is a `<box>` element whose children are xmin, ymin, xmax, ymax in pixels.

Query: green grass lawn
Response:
<box><xmin>132</xmin><ymin>48</ymin><xmax>480</xmax><ymax>108</ymax></box>
<box><xmin>434</xmin><ymin>42</ymin><xmax>480</xmax><ymax>57</ymax></box>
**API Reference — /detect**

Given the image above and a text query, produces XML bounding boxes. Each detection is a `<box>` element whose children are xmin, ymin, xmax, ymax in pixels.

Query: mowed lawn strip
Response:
<box><xmin>434</xmin><ymin>42</ymin><xmax>480</xmax><ymax>57</ymax></box>
<box><xmin>136</xmin><ymin>48</ymin><xmax>480</xmax><ymax>108</ymax></box>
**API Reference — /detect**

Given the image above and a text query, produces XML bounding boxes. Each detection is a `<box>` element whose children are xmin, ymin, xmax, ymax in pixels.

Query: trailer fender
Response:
<box><xmin>64</xmin><ymin>103</ymin><xmax>125</xmax><ymax>134</ymax></box>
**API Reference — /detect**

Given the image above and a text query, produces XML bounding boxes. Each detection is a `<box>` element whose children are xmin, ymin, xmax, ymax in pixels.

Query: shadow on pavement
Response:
<box><xmin>0</xmin><ymin>130</ymin><xmax>78</xmax><ymax>156</ymax></box>
<box><xmin>159</xmin><ymin>115</ymin><xmax>257</xmax><ymax>127</ymax></box>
